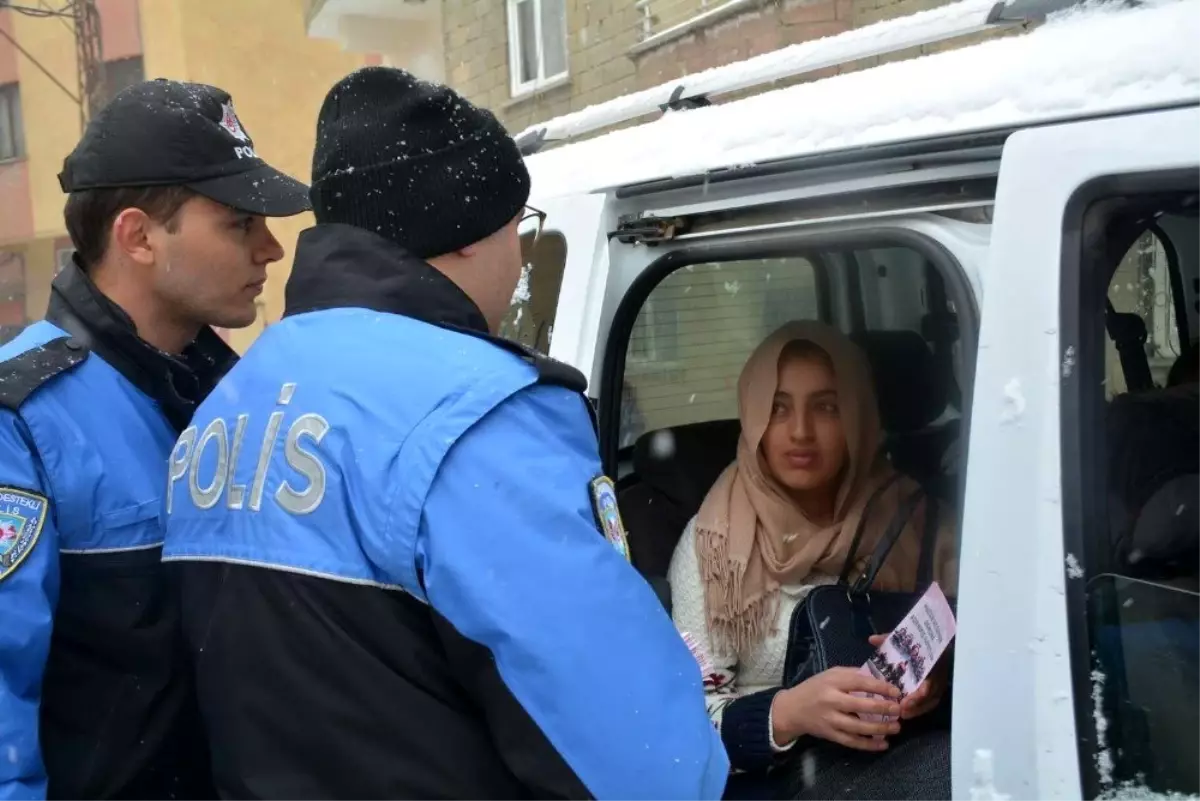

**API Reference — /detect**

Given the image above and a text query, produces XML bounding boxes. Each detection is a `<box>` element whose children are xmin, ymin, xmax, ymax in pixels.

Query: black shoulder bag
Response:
<box><xmin>774</xmin><ymin>484</ymin><xmax>956</xmax><ymax>801</ymax></box>
<box><xmin>782</xmin><ymin>480</ymin><xmax>952</xmax><ymax>688</ymax></box>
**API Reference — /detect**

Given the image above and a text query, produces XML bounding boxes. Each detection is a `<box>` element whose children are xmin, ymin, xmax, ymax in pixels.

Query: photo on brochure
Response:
<box><xmin>857</xmin><ymin>582</ymin><xmax>956</xmax><ymax>721</ymax></box>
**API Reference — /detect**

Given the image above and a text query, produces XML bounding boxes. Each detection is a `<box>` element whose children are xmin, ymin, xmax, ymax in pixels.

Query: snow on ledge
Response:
<box><xmin>520</xmin><ymin>0</ymin><xmax>1006</xmax><ymax>144</ymax></box>
<box><xmin>525</xmin><ymin>0</ymin><xmax>1200</xmax><ymax>202</ymax></box>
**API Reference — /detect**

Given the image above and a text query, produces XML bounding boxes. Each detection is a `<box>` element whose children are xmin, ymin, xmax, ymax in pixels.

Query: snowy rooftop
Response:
<box><xmin>525</xmin><ymin>0</ymin><xmax>1200</xmax><ymax>201</ymax></box>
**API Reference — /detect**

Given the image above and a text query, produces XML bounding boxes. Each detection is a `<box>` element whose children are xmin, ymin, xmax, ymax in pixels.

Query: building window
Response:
<box><xmin>103</xmin><ymin>56</ymin><xmax>145</xmax><ymax>103</ymax></box>
<box><xmin>55</xmin><ymin>248</ymin><xmax>75</xmax><ymax>275</ymax></box>
<box><xmin>0</xmin><ymin>249</ymin><xmax>25</xmax><ymax>344</ymax></box>
<box><xmin>621</xmin><ymin>257</ymin><xmax>819</xmax><ymax>443</ymax></box>
<box><xmin>627</xmin><ymin>296</ymin><xmax>678</xmax><ymax>365</ymax></box>
<box><xmin>0</xmin><ymin>84</ymin><xmax>25</xmax><ymax>162</ymax></box>
<box><xmin>506</xmin><ymin>0</ymin><xmax>568</xmax><ymax>97</ymax></box>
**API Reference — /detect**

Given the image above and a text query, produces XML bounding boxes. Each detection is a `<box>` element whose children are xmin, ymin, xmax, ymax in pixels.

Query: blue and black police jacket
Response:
<box><xmin>0</xmin><ymin>261</ymin><xmax>226</xmax><ymax>800</ymax></box>
<box><xmin>162</xmin><ymin>223</ymin><xmax>730</xmax><ymax>800</ymax></box>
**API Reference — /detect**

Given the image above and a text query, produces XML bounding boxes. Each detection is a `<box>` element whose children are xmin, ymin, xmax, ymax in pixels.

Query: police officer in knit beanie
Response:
<box><xmin>165</xmin><ymin>66</ymin><xmax>728</xmax><ymax>798</ymax></box>
<box><xmin>309</xmin><ymin>66</ymin><xmax>531</xmax><ymax>260</ymax></box>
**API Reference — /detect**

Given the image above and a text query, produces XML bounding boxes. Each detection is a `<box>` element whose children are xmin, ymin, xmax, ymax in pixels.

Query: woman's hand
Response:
<box><xmin>770</xmin><ymin>667</ymin><xmax>902</xmax><ymax>751</ymax></box>
<box><xmin>867</xmin><ymin>633</ymin><xmax>948</xmax><ymax>719</ymax></box>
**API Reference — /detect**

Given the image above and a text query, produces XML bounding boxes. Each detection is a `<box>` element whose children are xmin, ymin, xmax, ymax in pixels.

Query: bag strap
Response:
<box><xmin>850</xmin><ymin>486</ymin><xmax>928</xmax><ymax>595</ymax></box>
<box><xmin>916</xmin><ymin>494</ymin><xmax>940</xmax><ymax>586</ymax></box>
<box><xmin>837</xmin><ymin>472</ymin><xmax>902</xmax><ymax>585</ymax></box>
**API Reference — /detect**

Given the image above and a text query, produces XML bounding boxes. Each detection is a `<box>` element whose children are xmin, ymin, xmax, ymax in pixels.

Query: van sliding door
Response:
<box><xmin>953</xmin><ymin>104</ymin><xmax>1199</xmax><ymax>801</ymax></box>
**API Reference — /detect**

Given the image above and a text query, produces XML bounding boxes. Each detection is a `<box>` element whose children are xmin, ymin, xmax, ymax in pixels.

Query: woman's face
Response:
<box><xmin>760</xmin><ymin>350</ymin><xmax>849</xmax><ymax>503</ymax></box>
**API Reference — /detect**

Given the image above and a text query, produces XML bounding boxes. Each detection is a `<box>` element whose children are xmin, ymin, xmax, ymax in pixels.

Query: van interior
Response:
<box><xmin>1073</xmin><ymin>189</ymin><xmax>1198</xmax><ymax>798</ymax></box>
<box><xmin>507</xmin><ymin>184</ymin><xmax>1198</xmax><ymax>797</ymax></box>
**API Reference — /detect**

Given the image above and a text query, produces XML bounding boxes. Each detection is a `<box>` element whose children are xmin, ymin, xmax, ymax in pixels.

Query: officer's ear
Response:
<box><xmin>110</xmin><ymin>207</ymin><xmax>158</xmax><ymax>267</ymax></box>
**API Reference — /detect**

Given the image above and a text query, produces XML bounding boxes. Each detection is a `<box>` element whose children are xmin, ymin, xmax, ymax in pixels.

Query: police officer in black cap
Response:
<box><xmin>0</xmin><ymin>78</ymin><xmax>309</xmax><ymax>799</ymax></box>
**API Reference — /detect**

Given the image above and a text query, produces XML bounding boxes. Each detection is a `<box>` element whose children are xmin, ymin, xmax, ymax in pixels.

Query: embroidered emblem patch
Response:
<box><xmin>0</xmin><ymin>487</ymin><xmax>49</xmax><ymax>583</ymax></box>
<box><xmin>219</xmin><ymin>101</ymin><xmax>250</xmax><ymax>143</ymax></box>
<box><xmin>589</xmin><ymin>475</ymin><xmax>630</xmax><ymax>562</ymax></box>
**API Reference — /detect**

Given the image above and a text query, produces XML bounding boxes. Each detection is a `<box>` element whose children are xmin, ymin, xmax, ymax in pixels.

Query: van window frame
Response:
<box><xmin>1147</xmin><ymin>221</ymin><xmax>1189</xmax><ymax>347</ymax></box>
<box><xmin>1058</xmin><ymin>168</ymin><xmax>1198</xmax><ymax>801</ymax></box>
<box><xmin>596</xmin><ymin>228</ymin><xmax>979</xmax><ymax>478</ymax></box>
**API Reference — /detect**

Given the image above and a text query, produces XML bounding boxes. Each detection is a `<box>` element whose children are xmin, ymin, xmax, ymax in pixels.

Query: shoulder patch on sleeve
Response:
<box><xmin>0</xmin><ymin>487</ymin><xmax>49</xmax><ymax>582</ymax></box>
<box><xmin>0</xmin><ymin>337</ymin><xmax>90</xmax><ymax>412</ymax></box>
<box><xmin>589</xmin><ymin>475</ymin><xmax>630</xmax><ymax>562</ymax></box>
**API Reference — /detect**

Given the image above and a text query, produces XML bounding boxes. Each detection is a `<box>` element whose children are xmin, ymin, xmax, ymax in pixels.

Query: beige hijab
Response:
<box><xmin>695</xmin><ymin>321</ymin><xmax>956</xmax><ymax>655</ymax></box>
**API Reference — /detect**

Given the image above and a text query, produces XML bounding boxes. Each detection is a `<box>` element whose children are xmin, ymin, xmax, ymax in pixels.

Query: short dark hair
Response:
<box><xmin>63</xmin><ymin>185</ymin><xmax>196</xmax><ymax>269</ymax></box>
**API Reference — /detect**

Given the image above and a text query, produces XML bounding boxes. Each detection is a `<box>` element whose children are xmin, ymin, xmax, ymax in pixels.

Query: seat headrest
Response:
<box><xmin>1107</xmin><ymin>384</ymin><xmax>1199</xmax><ymax>516</ymax></box>
<box><xmin>921</xmin><ymin>311</ymin><xmax>959</xmax><ymax>345</ymax></box>
<box><xmin>633</xmin><ymin>419</ymin><xmax>741</xmax><ymax>513</ymax></box>
<box><xmin>851</xmin><ymin>330</ymin><xmax>949</xmax><ymax>433</ymax></box>
<box><xmin>1125</xmin><ymin>474</ymin><xmax>1199</xmax><ymax>579</ymax></box>
<box><xmin>1107</xmin><ymin>310</ymin><xmax>1149</xmax><ymax>345</ymax></box>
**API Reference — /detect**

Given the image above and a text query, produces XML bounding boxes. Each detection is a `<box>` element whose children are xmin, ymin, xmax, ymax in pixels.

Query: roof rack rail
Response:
<box><xmin>515</xmin><ymin>0</ymin><xmax>1102</xmax><ymax>156</ymax></box>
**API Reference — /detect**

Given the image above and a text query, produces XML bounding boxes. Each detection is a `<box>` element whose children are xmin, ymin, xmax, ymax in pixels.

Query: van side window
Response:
<box><xmin>621</xmin><ymin>257</ymin><xmax>818</xmax><ymax>446</ymax></box>
<box><xmin>1067</xmin><ymin>191</ymin><xmax>1198</xmax><ymax>799</ymax></box>
<box><xmin>611</xmin><ymin>242</ymin><xmax>968</xmax><ymax>591</ymax></box>
<box><xmin>1105</xmin><ymin>230</ymin><xmax>1182</xmax><ymax>396</ymax></box>
<box><xmin>500</xmin><ymin>230</ymin><xmax>567</xmax><ymax>354</ymax></box>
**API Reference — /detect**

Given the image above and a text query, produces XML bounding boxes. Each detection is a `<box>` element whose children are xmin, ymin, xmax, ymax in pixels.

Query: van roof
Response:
<box><xmin>525</xmin><ymin>0</ymin><xmax>1199</xmax><ymax>201</ymax></box>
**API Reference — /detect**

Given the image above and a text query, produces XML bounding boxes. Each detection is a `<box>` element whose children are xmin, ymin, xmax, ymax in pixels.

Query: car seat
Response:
<box><xmin>1093</xmin><ymin>373</ymin><xmax>1199</xmax><ymax>796</ymax></box>
<box><xmin>1106</xmin><ymin>383</ymin><xmax>1199</xmax><ymax>582</ymax></box>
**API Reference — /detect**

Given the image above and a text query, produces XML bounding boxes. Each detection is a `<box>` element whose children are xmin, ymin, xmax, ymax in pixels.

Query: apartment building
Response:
<box><xmin>0</xmin><ymin>0</ymin><xmax>373</xmax><ymax>351</ymax></box>
<box><xmin>304</xmin><ymin>0</ymin><xmax>1183</xmax><ymax>392</ymax></box>
<box><xmin>306</xmin><ymin>0</ymin><xmax>985</xmax><ymax>138</ymax></box>
<box><xmin>2</xmin><ymin>0</ymin><xmax>1178</xmax><ymax>372</ymax></box>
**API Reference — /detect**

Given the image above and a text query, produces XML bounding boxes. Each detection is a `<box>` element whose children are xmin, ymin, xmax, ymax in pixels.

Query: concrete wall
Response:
<box><xmin>0</xmin><ymin>0</ymin><xmax>368</xmax><ymax>349</ymax></box>
<box><xmin>0</xmin><ymin>11</ymin><xmax>34</xmax><ymax>249</ymax></box>
<box><xmin>2</xmin><ymin>1</ymin><xmax>144</xmax><ymax>329</ymax></box>
<box><xmin>9</xmin><ymin>6</ymin><xmax>81</xmax><ymax>242</ymax></box>
<box><xmin>140</xmin><ymin>0</ymin><xmax>368</xmax><ymax>352</ymax></box>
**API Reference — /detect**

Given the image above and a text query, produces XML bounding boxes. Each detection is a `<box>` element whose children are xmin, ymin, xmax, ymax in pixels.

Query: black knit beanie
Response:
<box><xmin>310</xmin><ymin>67</ymin><xmax>531</xmax><ymax>259</ymax></box>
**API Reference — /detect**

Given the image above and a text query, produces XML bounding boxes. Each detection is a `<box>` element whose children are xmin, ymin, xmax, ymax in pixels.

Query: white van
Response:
<box><xmin>502</xmin><ymin>0</ymin><xmax>1199</xmax><ymax>798</ymax></box>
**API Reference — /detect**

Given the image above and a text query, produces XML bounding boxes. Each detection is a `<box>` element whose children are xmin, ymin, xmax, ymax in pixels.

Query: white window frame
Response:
<box><xmin>55</xmin><ymin>248</ymin><xmax>74</xmax><ymax>275</ymax></box>
<box><xmin>102</xmin><ymin>56</ymin><xmax>145</xmax><ymax>104</ymax></box>
<box><xmin>1147</xmin><ymin>239</ymin><xmax>1180</xmax><ymax>360</ymax></box>
<box><xmin>0</xmin><ymin>83</ymin><xmax>25</xmax><ymax>163</ymax></box>
<box><xmin>506</xmin><ymin>0</ymin><xmax>569</xmax><ymax>98</ymax></box>
<box><xmin>625</xmin><ymin>295</ymin><xmax>685</xmax><ymax>377</ymax></box>
<box><xmin>626</xmin><ymin>296</ymin><xmax>664</xmax><ymax>365</ymax></box>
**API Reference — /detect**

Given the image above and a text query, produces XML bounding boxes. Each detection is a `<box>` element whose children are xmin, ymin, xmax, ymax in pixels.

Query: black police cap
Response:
<box><xmin>58</xmin><ymin>79</ymin><xmax>311</xmax><ymax>217</ymax></box>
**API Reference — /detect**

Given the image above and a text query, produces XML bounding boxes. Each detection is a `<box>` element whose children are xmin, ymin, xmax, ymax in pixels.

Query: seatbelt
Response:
<box><xmin>1105</xmin><ymin>300</ymin><xmax>1156</xmax><ymax>393</ymax></box>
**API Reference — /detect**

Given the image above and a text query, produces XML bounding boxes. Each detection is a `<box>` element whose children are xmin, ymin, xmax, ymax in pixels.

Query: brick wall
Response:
<box><xmin>442</xmin><ymin>0</ymin><xmax>646</xmax><ymax>133</ymax></box>
<box><xmin>443</xmin><ymin>0</ymin><xmax>1023</xmax><ymax>140</ymax></box>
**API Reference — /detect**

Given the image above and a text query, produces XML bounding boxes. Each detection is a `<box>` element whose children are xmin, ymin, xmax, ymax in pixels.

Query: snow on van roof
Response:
<box><xmin>525</xmin><ymin>0</ymin><xmax>1200</xmax><ymax>201</ymax></box>
<box><xmin>518</xmin><ymin>0</ymin><xmax>1010</xmax><ymax>145</ymax></box>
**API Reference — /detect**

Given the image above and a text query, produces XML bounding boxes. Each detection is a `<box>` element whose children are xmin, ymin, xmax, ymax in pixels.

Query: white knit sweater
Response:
<box><xmin>667</xmin><ymin>516</ymin><xmax>836</xmax><ymax>751</ymax></box>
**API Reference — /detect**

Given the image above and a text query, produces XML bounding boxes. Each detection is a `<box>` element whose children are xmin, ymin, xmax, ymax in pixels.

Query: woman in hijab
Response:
<box><xmin>668</xmin><ymin>321</ymin><xmax>958</xmax><ymax>789</ymax></box>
